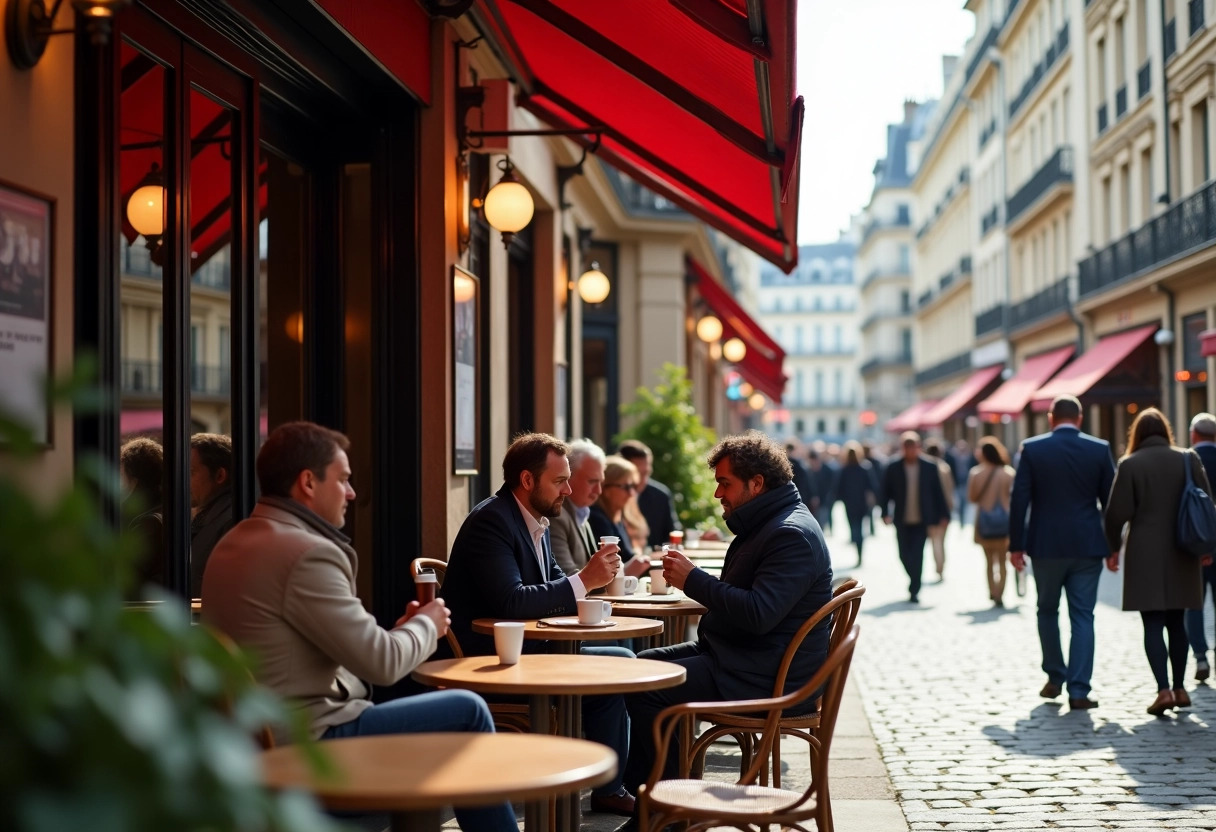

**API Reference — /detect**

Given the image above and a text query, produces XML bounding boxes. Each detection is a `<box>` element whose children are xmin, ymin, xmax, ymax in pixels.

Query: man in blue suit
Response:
<box><xmin>1010</xmin><ymin>395</ymin><xmax>1115</xmax><ymax>710</ymax></box>
<box><xmin>441</xmin><ymin>432</ymin><xmax>638</xmax><ymax>816</ymax></box>
<box><xmin>1184</xmin><ymin>413</ymin><xmax>1216</xmax><ymax>679</ymax></box>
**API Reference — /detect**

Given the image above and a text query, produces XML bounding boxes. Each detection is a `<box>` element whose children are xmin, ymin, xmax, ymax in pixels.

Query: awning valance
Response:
<box><xmin>1202</xmin><ymin>328</ymin><xmax>1216</xmax><ymax>358</ymax></box>
<box><xmin>885</xmin><ymin>400</ymin><xmax>939</xmax><ymax>434</ymax></box>
<box><xmin>1030</xmin><ymin>324</ymin><xmax>1158</xmax><ymax>412</ymax></box>
<box><xmin>479</xmin><ymin>0</ymin><xmax>802</xmax><ymax>271</ymax></box>
<box><xmin>690</xmin><ymin>258</ymin><xmax>787</xmax><ymax>403</ymax></box>
<box><xmin>919</xmin><ymin>365</ymin><xmax>1005</xmax><ymax>428</ymax></box>
<box><xmin>976</xmin><ymin>345</ymin><xmax>1075</xmax><ymax>417</ymax></box>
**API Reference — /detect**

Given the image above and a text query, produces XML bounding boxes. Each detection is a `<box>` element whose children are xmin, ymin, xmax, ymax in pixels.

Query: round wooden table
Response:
<box><xmin>471</xmin><ymin>615</ymin><xmax>662</xmax><ymax>653</ymax></box>
<box><xmin>412</xmin><ymin>655</ymin><xmax>686</xmax><ymax>832</ymax></box>
<box><xmin>262</xmin><ymin>732</ymin><xmax>616</xmax><ymax>832</ymax></box>
<box><xmin>609</xmin><ymin>596</ymin><xmax>708</xmax><ymax>648</ymax></box>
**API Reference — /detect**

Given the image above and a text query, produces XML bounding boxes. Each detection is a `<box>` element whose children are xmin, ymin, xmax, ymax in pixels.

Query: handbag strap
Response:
<box><xmin>979</xmin><ymin>466</ymin><xmax>999</xmax><ymax>504</ymax></box>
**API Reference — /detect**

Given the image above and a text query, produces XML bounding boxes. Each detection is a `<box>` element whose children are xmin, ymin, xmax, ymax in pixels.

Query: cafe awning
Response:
<box><xmin>1030</xmin><ymin>324</ymin><xmax>1159</xmax><ymax>412</ymax></box>
<box><xmin>477</xmin><ymin>0</ymin><xmax>802</xmax><ymax>271</ymax></box>
<box><xmin>1202</xmin><ymin>328</ymin><xmax>1216</xmax><ymax>358</ymax></box>
<box><xmin>976</xmin><ymin>345</ymin><xmax>1075</xmax><ymax>417</ymax></box>
<box><xmin>690</xmin><ymin>258</ymin><xmax>787</xmax><ymax>403</ymax></box>
<box><xmin>918</xmin><ymin>364</ymin><xmax>1005</xmax><ymax>428</ymax></box>
<box><xmin>885</xmin><ymin>400</ymin><xmax>939</xmax><ymax>434</ymax></box>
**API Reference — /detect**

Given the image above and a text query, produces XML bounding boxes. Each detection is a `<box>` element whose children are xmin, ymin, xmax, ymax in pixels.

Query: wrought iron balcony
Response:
<box><xmin>1166</xmin><ymin>18</ymin><xmax>1177</xmax><ymax>58</ymax></box>
<box><xmin>860</xmin><ymin>309</ymin><xmax>910</xmax><ymax>331</ymax></box>
<box><xmin>1115</xmin><ymin>85</ymin><xmax>1128</xmax><ymax>119</ymax></box>
<box><xmin>860</xmin><ymin>351</ymin><xmax>913</xmax><ymax>376</ymax></box>
<box><xmin>939</xmin><ymin>270</ymin><xmax>956</xmax><ymax>291</ymax></box>
<box><xmin>979</xmin><ymin>118</ymin><xmax>998</xmax><ymax>150</ymax></box>
<box><xmin>1009</xmin><ymin>23</ymin><xmax>1069</xmax><ymax>119</ymax></box>
<box><xmin>1138</xmin><ymin>61</ymin><xmax>1151</xmax><ymax>99</ymax></box>
<box><xmin>981</xmin><ymin>205</ymin><xmax>1000</xmax><ymax>236</ymax></box>
<box><xmin>915</xmin><ymin>352</ymin><xmax>971</xmax><ymax>387</ymax></box>
<box><xmin>1007</xmin><ymin>145</ymin><xmax>1074</xmax><ymax>225</ymax></box>
<box><xmin>122</xmin><ymin>360</ymin><xmax>231</xmax><ymax>397</ymax></box>
<box><xmin>861</xmin><ymin>213</ymin><xmax>912</xmax><ymax>247</ymax></box>
<box><xmin>975</xmin><ymin>305</ymin><xmax>1005</xmax><ymax>338</ymax></box>
<box><xmin>859</xmin><ymin>266</ymin><xmax>910</xmax><ymax>292</ymax></box>
<box><xmin>917</xmin><ymin>289</ymin><xmax>934</xmax><ymax>309</ymax></box>
<box><xmin>1079</xmin><ymin>178</ymin><xmax>1216</xmax><ymax>298</ymax></box>
<box><xmin>1009</xmin><ymin>276</ymin><xmax>1071</xmax><ymax>331</ymax></box>
<box><xmin>1190</xmin><ymin>0</ymin><xmax>1205</xmax><ymax>36</ymax></box>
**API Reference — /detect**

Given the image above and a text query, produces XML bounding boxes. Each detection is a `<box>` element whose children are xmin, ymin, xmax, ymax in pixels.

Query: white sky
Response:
<box><xmin>796</xmin><ymin>1</ymin><xmax>977</xmax><ymax>245</ymax></box>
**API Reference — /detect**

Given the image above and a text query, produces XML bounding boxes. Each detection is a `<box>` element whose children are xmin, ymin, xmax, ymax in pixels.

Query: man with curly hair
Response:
<box><xmin>622</xmin><ymin>429</ymin><xmax>834</xmax><ymax>791</ymax></box>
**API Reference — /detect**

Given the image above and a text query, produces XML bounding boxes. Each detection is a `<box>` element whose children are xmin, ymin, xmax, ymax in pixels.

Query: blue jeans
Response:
<box><xmin>1032</xmin><ymin>557</ymin><xmax>1103</xmax><ymax>700</ymax></box>
<box><xmin>1185</xmin><ymin>562</ymin><xmax>1216</xmax><ymax>659</ymax></box>
<box><xmin>322</xmin><ymin>690</ymin><xmax>517</xmax><ymax>832</ymax></box>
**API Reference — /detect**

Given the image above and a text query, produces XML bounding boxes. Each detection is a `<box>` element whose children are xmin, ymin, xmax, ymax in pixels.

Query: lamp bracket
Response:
<box><xmin>556</xmin><ymin>133</ymin><xmax>602</xmax><ymax>210</ymax></box>
<box><xmin>6</xmin><ymin>0</ymin><xmax>128</xmax><ymax>68</ymax></box>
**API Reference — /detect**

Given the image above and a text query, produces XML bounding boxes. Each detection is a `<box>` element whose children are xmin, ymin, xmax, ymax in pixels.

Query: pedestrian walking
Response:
<box><xmin>1104</xmin><ymin>408</ymin><xmax>1214</xmax><ymax>715</ymax></box>
<box><xmin>924</xmin><ymin>439</ymin><xmax>956</xmax><ymax>581</ymax></box>
<box><xmin>837</xmin><ymin>440</ymin><xmax>877</xmax><ymax>566</ymax></box>
<box><xmin>1009</xmin><ymin>395</ymin><xmax>1114</xmax><ymax>711</ymax></box>
<box><xmin>879</xmin><ymin>431</ymin><xmax>951</xmax><ymax>603</ymax></box>
<box><xmin>966</xmin><ymin>436</ymin><xmax>1014</xmax><ymax>607</ymax></box>
<box><xmin>1183</xmin><ymin>412</ymin><xmax>1216</xmax><ymax>679</ymax></box>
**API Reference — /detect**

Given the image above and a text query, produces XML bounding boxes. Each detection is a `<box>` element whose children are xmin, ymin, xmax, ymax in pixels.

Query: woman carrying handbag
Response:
<box><xmin>967</xmin><ymin>436</ymin><xmax>1016</xmax><ymax>608</ymax></box>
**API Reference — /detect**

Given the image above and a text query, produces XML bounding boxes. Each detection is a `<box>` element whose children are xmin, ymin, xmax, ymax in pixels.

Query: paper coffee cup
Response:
<box><xmin>493</xmin><ymin>622</ymin><xmax>525</xmax><ymax>665</ymax></box>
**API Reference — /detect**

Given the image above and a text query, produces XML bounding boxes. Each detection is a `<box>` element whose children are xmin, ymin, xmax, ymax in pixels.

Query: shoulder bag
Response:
<box><xmin>975</xmin><ymin>467</ymin><xmax>1010</xmax><ymax>540</ymax></box>
<box><xmin>1178</xmin><ymin>451</ymin><xmax>1216</xmax><ymax>557</ymax></box>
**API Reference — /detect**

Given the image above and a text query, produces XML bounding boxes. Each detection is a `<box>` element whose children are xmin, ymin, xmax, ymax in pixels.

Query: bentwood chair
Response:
<box><xmin>638</xmin><ymin>624</ymin><xmax>860</xmax><ymax>832</ymax></box>
<box><xmin>685</xmin><ymin>581</ymin><xmax>865</xmax><ymax>831</ymax></box>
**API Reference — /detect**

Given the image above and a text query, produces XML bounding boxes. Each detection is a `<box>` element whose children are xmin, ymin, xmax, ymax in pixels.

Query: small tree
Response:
<box><xmin>616</xmin><ymin>363</ymin><xmax>724</xmax><ymax>533</ymax></box>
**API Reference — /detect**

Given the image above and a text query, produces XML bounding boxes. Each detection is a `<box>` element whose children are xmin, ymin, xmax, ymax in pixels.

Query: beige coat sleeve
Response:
<box><xmin>282</xmin><ymin>542</ymin><xmax>438</xmax><ymax>686</ymax></box>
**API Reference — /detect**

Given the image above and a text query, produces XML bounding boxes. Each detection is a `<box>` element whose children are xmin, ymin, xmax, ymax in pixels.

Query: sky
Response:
<box><xmin>796</xmin><ymin>0</ymin><xmax>977</xmax><ymax>245</ymax></box>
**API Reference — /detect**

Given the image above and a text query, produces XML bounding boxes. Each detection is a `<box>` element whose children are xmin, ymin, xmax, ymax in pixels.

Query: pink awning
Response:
<box><xmin>976</xmin><ymin>345</ymin><xmax>1075</xmax><ymax>417</ymax></box>
<box><xmin>885</xmin><ymin>400</ymin><xmax>939</xmax><ymax>433</ymax></box>
<box><xmin>919</xmin><ymin>365</ymin><xmax>1005</xmax><ymax>427</ymax></box>
<box><xmin>1202</xmin><ymin>328</ymin><xmax>1216</xmax><ymax>358</ymax></box>
<box><xmin>1030</xmin><ymin>324</ymin><xmax>1158</xmax><ymax>412</ymax></box>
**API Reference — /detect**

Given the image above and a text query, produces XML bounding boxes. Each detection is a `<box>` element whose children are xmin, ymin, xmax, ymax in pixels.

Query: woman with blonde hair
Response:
<box><xmin>589</xmin><ymin>455</ymin><xmax>651</xmax><ymax>578</ymax></box>
<box><xmin>1105</xmin><ymin>407</ymin><xmax>1213</xmax><ymax>715</ymax></box>
<box><xmin>967</xmin><ymin>436</ymin><xmax>1015</xmax><ymax>607</ymax></box>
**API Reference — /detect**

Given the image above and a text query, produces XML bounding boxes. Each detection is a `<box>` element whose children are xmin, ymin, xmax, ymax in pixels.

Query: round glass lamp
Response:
<box><xmin>482</xmin><ymin>157</ymin><xmax>534</xmax><ymax>248</ymax></box>
<box><xmin>577</xmin><ymin>263</ymin><xmax>610</xmax><ymax>304</ymax></box>
<box><xmin>722</xmin><ymin>337</ymin><xmax>747</xmax><ymax>363</ymax></box>
<box><xmin>737</xmin><ymin>382</ymin><xmax>754</xmax><ymax>398</ymax></box>
<box><xmin>748</xmin><ymin>392</ymin><xmax>766</xmax><ymax>411</ymax></box>
<box><xmin>126</xmin><ymin>163</ymin><xmax>165</xmax><ymax>237</ymax></box>
<box><xmin>695</xmin><ymin>314</ymin><xmax>723</xmax><ymax>343</ymax></box>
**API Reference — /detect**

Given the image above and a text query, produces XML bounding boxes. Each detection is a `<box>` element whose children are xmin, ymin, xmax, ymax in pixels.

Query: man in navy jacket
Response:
<box><xmin>1184</xmin><ymin>413</ymin><xmax>1216</xmax><ymax>678</ymax></box>
<box><xmin>878</xmin><ymin>431</ymin><xmax>951</xmax><ymax>603</ymax></box>
<box><xmin>621</xmin><ymin>430</ymin><xmax>833</xmax><ymax>791</ymax></box>
<box><xmin>441</xmin><ymin>432</ymin><xmax>637</xmax><ymax>816</ymax></box>
<box><xmin>1010</xmin><ymin>395</ymin><xmax>1115</xmax><ymax>710</ymax></box>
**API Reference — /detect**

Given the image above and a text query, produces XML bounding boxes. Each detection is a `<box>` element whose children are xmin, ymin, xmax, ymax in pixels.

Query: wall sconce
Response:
<box><xmin>722</xmin><ymin>336</ymin><xmax>747</xmax><ymax>363</ymax></box>
<box><xmin>456</xmin><ymin>151</ymin><xmax>471</xmax><ymax>254</ymax></box>
<box><xmin>695</xmin><ymin>314</ymin><xmax>723</xmax><ymax>343</ymax></box>
<box><xmin>6</xmin><ymin>0</ymin><xmax>130</xmax><ymax>69</ymax></box>
<box><xmin>577</xmin><ymin>262</ymin><xmax>610</xmax><ymax>304</ymax></box>
<box><xmin>125</xmin><ymin>162</ymin><xmax>165</xmax><ymax>264</ymax></box>
<box><xmin>482</xmin><ymin>157</ymin><xmax>534</xmax><ymax>249</ymax></box>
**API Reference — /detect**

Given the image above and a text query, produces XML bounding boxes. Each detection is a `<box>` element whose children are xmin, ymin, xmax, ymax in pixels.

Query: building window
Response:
<box><xmin>1182</xmin><ymin>312</ymin><xmax>1208</xmax><ymax>370</ymax></box>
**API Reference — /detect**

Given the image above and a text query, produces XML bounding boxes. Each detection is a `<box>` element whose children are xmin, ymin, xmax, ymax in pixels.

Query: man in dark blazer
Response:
<box><xmin>621</xmin><ymin>430</ymin><xmax>833</xmax><ymax>792</ymax></box>
<box><xmin>441</xmin><ymin>433</ymin><xmax>637</xmax><ymax>815</ymax></box>
<box><xmin>879</xmin><ymin>431</ymin><xmax>950</xmax><ymax>603</ymax></box>
<box><xmin>1184</xmin><ymin>412</ymin><xmax>1216</xmax><ymax>679</ymax></box>
<box><xmin>619</xmin><ymin>439</ymin><xmax>682</xmax><ymax>547</ymax></box>
<box><xmin>1009</xmin><ymin>395</ymin><xmax>1115</xmax><ymax>710</ymax></box>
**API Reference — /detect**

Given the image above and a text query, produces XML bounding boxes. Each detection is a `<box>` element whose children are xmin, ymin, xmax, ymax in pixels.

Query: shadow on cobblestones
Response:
<box><xmin>954</xmin><ymin>606</ymin><xmax>1020</xmax><ymax>624</ymax></box>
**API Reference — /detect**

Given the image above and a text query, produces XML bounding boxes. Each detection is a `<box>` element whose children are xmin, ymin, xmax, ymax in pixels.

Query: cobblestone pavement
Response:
<box><xmin>824</xmin><ymin>510</ymin><xmax>1216</xmax><ymax>832</ymax></box>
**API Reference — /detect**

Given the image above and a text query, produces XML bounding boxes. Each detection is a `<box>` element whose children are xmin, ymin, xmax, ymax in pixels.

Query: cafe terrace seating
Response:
<box><xmin>637</xmin><ymin>624</ymin><xmax>860</xmax><ymax>832</ymax></box>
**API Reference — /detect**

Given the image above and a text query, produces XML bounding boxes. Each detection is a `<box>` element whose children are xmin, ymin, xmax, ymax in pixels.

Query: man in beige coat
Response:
<box><xmin>203</xmin><ymin>421</ymin><xmax>515</xmax><ymax>832</ymax></box>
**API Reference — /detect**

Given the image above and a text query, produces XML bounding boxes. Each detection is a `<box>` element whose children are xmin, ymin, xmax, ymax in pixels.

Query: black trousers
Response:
<box><xmin>895</xmin><ymin>523</ymin><xmax>928</xmax><ymax>598</ymax></box>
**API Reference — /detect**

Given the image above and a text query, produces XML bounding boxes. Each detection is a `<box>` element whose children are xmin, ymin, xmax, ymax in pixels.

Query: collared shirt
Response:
<box><xmin>903</xmin><ymin>460</ymin><xmax>921</xmax><ymax>524</ymax></box>
<box><xmin>1195</xmin><ymin>441</ymin><xmax>1216</xmax><ymax>449</ymax></box>
<box><xmin>1052</xmin><ymin>424</ymin><xmax>1080</xmax><ymax>432</ymax></box>
<box><xmin>513</xmin><ymin>494</ymin><xmax>587</xmax><ymax>599</ymax></box>
<box><xmin>574</xmin><ymin>504</ymin><xmax>591</xmax><ymax>526</ymax></box>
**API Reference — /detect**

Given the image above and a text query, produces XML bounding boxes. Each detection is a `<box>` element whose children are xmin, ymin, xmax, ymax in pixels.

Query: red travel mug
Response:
<box><xmin>415</xmin><ymin>569</ymin><xmax>438</xmax><ymax>604</ymax></box>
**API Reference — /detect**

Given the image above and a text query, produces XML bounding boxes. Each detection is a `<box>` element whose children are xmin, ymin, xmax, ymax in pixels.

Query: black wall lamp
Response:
<box><xmin>6</xmin><ymin>0</ymin><xmax>130</xmax><ymax>69</ymax></box>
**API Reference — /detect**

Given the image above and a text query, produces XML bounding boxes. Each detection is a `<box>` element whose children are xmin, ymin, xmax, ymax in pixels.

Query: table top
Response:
<box><xmin>610</xmin><ymin>596</ymin><xmax>707</xmax><ymax>617</ymax></box>
<box><xmin>412</xmin><ymin>654</ymin><xmax>686</xmax><ymax>696</ymax></box>
<box><xmin>471</xmin><ymin>616</ymin><xmax>662</xmax><ymax>641</ymax></box>
<box><xmin>261</xmin><ymin>733</ymin><xmax>616</xmax><ymax>811</ymax></box>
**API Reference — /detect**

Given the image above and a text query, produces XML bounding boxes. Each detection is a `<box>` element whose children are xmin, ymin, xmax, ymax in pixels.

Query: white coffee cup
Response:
<box><xmin>598</xmin><ymin>535</ymin><xmax>620</xmax><ymax>548</ymax></box>
<box><xmin>649</xmin><ymin>566</ymin><xmax>669</xmax><ymax>595</ymax></box>
<box><xmin>577</xmin><ymin>598</ymin><xmax>613</xmax><ymax>625</ymax></box>
<box><xmin>493</xmin><ymin>621</ymin><xmax>525</xmax><ymax>665</ymax></box>
<box><xmin>608</xmin><ymin>574</ymin><xmax>639</xmax><ymax>595</ymax></box>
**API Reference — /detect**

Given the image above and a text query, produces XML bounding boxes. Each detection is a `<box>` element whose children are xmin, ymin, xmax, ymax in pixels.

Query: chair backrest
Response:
<box><xmin>408</xmin><ymin>557</ymin><xmax>463</xmax><ymax>658</ymax></box>
<box><xmin>769</xmin><ymin>583</ymin><xmax>865</xmax><ymax>697</ymax></box>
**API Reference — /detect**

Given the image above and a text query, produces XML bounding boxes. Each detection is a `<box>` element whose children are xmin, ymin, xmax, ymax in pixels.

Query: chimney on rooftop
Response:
<box><xmin>903</xmin><ymin>99</ymin><xmax>917</xmax><ymax>125</ymax></box>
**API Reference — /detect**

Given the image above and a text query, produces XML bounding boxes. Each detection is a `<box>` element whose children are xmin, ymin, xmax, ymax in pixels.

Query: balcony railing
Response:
<box><xmin>1007</xmin><ymin>145</ymin><xmax>1074</xmax><ymax>225</ymax></box>
<box><xmin>916</xmin><ymin>168</ymin><xmax>969</xmax><ymax>240</ymax></box>
<box><xmin>965</xmin><ymin>26</ymin><xmax>1000</xmax><ymax>86</ymax></box>
<box><xmin>859</xmin><ymin>266</ymin><xmax>910</xmax><ymax>292</ymax></box>
<box><xmin>860</xmin><ymin>351</ymin><xmax>913</xmax><ymax>376</ymax></box>
<box><xmin>1009</xmin><ymin>22</ymin><xmax>1069</xmax><ymax>119</ymax></box>
<box><xmin>121</xmin><ymin>360</ymin><xmax>231</xmax><ymax>397</ymax></box>
<box><xmin>1138</xmin><ymin>61</ymin><xmax>1151</xmax><ymax>99</ymax></box>
<box><xmin>975</xmin><ymin>305</ymin><xmax>1006</xmax><ymax>337</ymax></box>
<box><xmin>1115</xmin><ymin>85</ymin><xmax>1128</xmax><ymax>119</ymax></box>
<box><xmin>1190</xmin><ymin>0</ymin><xmax>1205</xmax><ymax>36</ymax></box>
<box><xmin>860</xmin><ymin>214</ymin><xmax>911</xmax><ymax>247</ymax></box>
<box><xmin>1097</xmin><ymin>103</ymin><xmax>1109</xmax><ymax>133</ymax></box>
<box><xmin>939</xmin><ymin>270</ymin><xmax>956</xmax><ymax>291</ymax></box>
<box><xmin>1079</xmin><ymin>178</ymin><xmax>1216</xmax><ymax>297</ymax></box>
<box><xmin>860</xmin><ymin>309</ymin><xmax>910</xmax><ymax>331</ymax></box>
<box><xmin>981</xmin><ymin>205</ymin><xmax>1000</xmax><ymax>236</ymax></box>
<box><xmin>1009</xmin><ymin>276</ymin><xmax>1071</xmax><ymax>330</ymax></box>
<box><xmin>1166</xmin><ymin>18</ymin><xmax>1177</xmax><ymax>58</ymax></box>
<box><xmin>784</xmin><ymin>346</ymin><xmax>857</xmax><ymax>357</ymax></box>
<box><xmin>783</xmin><ymin>396</ymin><xmax>858</xmax><ymax>409</ymax></box>
<box><xmin>917</xmin><ymin>289</ymin><xmax>933</xmax><ymax>308</ymax></box>
<box><xmin>915</xmin><ymin>352</ymin><xmax>971</xmax><ymax>387</ymax></box>
<box><xmin>979</xmin><ymin>118</ymin><xmax>998</xmax><ymax>150</ymax></box>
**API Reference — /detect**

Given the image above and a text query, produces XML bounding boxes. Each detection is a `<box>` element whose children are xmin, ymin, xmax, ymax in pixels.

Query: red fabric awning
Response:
<box><xmin>1030</xmin><ymin>324</ymin><xmax>1158</xmax><ymax>412</ymax></box>
<box><xmin>480</xmin><ymin>0</ymin><xmax>802</xmax><ymax>271</ymax></box>
<box><xmin>1202</xmin><ymin>328</ymin><xmax>1216</xmax><ymax>358</ymax></box>
<box><xmin>885</xmin><ymin>400</ymin><xmax>939</xmax><ymax>434</ymax></box>
<box><xmin>314</xmin><ymin>0</ymin><xmax>431</xmax><ymax>103</ymax></box>
<box><xmin>919</xmin><ymin>365</ymin><xmax>1005</xmax><ymax>428</ymax></box>
<box><xmin>976</xmin><ymin>345</ymin><xmax>1075</xmax><ymax>417</ymax></box>
<box><xmin>690</xmin><ymin>258</ymin><xmax>787</xmax><ymax>403</ymax></box>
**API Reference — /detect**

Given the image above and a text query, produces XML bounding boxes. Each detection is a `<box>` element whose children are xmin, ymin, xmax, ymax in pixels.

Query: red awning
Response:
<box><xmin>314</xmin><ymin>0</ymin><xmax>431</xmax><ymax>104</ymax></box>
<box><xmin>690</xmin><ymin>258</ymin><xmax>787</xmax><ymax>403</ymax></box>
<box><xmin>479</xmin><ymin>0</ymin><xmax>802</xmax><ymax>271</ymax></box>
<box><xmin>1202</xmin><ymin>328</ymin><xmax>1216</xmax><ymax>358</ymax></box>
<box><xmin>1030</xmin><ymin>324</ymin><xmax>1158</xmax><ymax>412</ymax></box>
<box><xmin>976</xmin><ymin>345</ymin><xmax>1075</xmax><ymax>417</ymax></box>
<box><xmin>885</xmin><ymin>400</ymin><xmax>939</xmax><ymax>434</ymax></box>
<box><xmin>919</xmin><ymin>365</ymin><xmax>1005</xmax><ymax>428</ymax></box>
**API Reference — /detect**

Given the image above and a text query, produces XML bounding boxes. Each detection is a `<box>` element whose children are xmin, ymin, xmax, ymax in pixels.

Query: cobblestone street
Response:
<box><xmin>828</xmin><ymin>510</ymin><xmax>1216</xmax><ymax>831</ymax></box>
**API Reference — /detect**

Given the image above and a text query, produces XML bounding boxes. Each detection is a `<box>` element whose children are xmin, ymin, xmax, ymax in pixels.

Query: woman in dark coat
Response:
<box><xmin>1104</xmin><ymin>407</ymin><xmax>1214</xmax><ymax>715</ymax></box>
<box><xmin>835</xmin><ymin>441</ymin><xmax>876</xmax><ymax>566</ymax></box>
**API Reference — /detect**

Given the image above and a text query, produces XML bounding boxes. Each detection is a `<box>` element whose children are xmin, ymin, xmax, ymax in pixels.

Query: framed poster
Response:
<box><xmin>453</xmin><ymin>264</ymin><xmax>479</xmax><ymax>475</ymax></box>
<box><xmin>0</xmin><ymin>180</ymin><xmax>54</xmax><ymax>446</ymax></box>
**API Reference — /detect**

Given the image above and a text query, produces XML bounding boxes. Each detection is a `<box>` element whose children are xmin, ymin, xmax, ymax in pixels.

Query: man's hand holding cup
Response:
<box><xmin>395</xmin><ymin>597</ymin><xmax>452</xmax><ymax>637</ymax></box>
<box><xmin>661</xmin><ymin>544</ymin><xmax>696</xmax><ymax>591</ymax></box>
<box><xmin>579</xmin><ymin>535</ymin><xmax>622</xmax><ymax>590</ymax></box>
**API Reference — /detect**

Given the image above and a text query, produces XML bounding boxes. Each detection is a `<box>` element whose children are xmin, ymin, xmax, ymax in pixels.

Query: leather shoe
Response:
<box><xmin>590</xmin><ymin>789</ymin><xmax>636</xmax><ymax>816</ymax></box>
<box><xmin>1068</xmin><ymin>697</ymin><xmax>1098</xmax><ymax>710</ymax></box>
<box><xmin>1147</xmin><ymin>690</ymin><xmax>1175</xmax><ymax>716</ymax></box>
<box><xmin>1172</xmin><ymin>688</ymin><xmax>1192</xmax><ymax>708</ymax></box>
<box><xmin>1039</xmin><ymin>682</ymin><xmax>1062</xmax><ymax>699</ymax></box>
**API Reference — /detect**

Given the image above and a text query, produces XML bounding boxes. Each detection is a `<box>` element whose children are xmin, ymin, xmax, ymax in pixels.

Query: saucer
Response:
<box><xmin>539</xmin><ymin>617</ymin><xmax>618</xmax><ymax>628</ymax></box>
